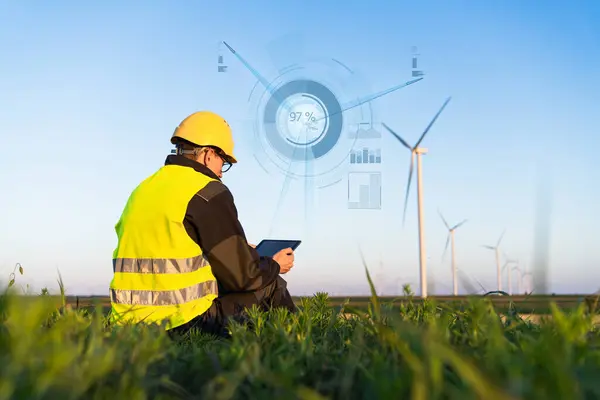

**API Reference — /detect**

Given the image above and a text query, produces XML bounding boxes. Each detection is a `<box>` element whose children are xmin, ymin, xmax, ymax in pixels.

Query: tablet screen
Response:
<box><xmin>255</xmin><ymin>240</ymin><xmax>301</xmax><ymax>258</ymax></box>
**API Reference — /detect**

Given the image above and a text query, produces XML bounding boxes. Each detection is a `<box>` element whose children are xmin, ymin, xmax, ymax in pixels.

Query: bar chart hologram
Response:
<box><xmin>349</xmin><ymin>148</ymin><xmax>381</xmax><ymax>164</ymax></box>
<box><xmin>348</xmin><ymin>172</ymin><xmax>382</xmax><ymax>210</ymax></box>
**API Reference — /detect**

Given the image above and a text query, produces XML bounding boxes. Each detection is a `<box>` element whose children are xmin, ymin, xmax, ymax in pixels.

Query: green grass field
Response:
<box><xmin>3</xmin><ymin>270</ymin><xmax>600</xmax><ymax>399</ymax></box>
<box><xmin>64</xmin><ymin>294</ymin><xmax>599</xmax><ymax>316</ymax></box>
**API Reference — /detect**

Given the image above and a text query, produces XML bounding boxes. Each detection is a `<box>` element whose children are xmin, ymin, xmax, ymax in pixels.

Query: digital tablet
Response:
<box><xmin>255</xmin><ymin>239</ymin><xmax>301</xmax><ymax>258</ymax></box>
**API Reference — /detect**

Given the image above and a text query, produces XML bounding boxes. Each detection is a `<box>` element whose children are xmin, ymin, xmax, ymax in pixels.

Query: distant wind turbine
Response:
<box><xmin>532</xmin><ymin>171</ymin><xmax>553</xmax><ymax>295</ymax></box>
<box><xmin>481</xmin><ymin>230</ymin><xmax>506</xmax><ymax>292</ymax></box>
<box><xmin>522</xmin><ymin>267</ymin><xmax>533</xmax><ymax>294</ymax></box>
<box><xmin>382</xmin><ymin>97</ymin><xmax>452</xmax><ymax>298</ymax></box>
<box><xmin>500</xmin><ymin>259</ymin><xmax>515</xmax><ymax>295</ymax></box>
<box><xmin>512</xmin><ymin>265</ymin><xmax>523</xmax><ymax>294</ymax></box>
<box><xmin>438</xmin><ymin>209</ymin><xmax>467</xmax><ymax>296</ymax></box>
<box><xmin>502</xmin><ymin>252</ymin><xmax>519</xmax><ymax>295</ymax></box>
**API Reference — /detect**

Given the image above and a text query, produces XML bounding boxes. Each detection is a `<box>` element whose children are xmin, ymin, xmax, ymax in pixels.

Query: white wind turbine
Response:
<box><xmin>481</xmin><ymin>230</ymin><xmax>506</xmax><ymax>293</ymax></box>
<box><xmin>512</xmin><ymin>265</ymin><xmax>523</xmax><ymax>294</ymax></box>
<box><xmin>522</xmin><ymin>268</ymin><xmax>533</xmax><ymax>294</ymax></box>
<box><xmin>502</xmin><ymin>253</ymin><xmax>519</xmax><ymax>296</ymax></box>
<box><xmin>382</xmin><ymin>97</ymin><xmax>452</xmax><ymax>298</ymax></box>
<box><xmin>438</xmin><ymin>210</ymin><xmax>467</xmax><ymax>296</ymax></box>
<box><xmin>502</xmin><ymin>252</ymin><xmax>519</xmax><ymax>296</ymax></box>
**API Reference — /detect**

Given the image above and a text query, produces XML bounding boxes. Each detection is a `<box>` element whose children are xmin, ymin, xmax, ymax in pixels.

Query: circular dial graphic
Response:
<box><xmin>263</xmin><ymin>80</ymin><xmax>343</xmax><ymax>162</ymax></box>
<box><xmin>247</xmin><ymin>57</ymin><xmax>375</xmax><ymax>187</ymax></box>
<box><xmin>276</xmin><ymin>93</ymin><xmax>328</xmax><ymax>146</ymax></box>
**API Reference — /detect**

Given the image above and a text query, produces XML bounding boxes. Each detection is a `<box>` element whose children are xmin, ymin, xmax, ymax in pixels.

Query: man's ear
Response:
<box><xmin>194</xmin><ymin>148</ymin><xmax>207</xmax><ymax>163</ymax></box>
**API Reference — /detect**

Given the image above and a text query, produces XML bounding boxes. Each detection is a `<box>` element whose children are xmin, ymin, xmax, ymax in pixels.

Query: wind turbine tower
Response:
<box><xmin>502</xmin><ymin>253</ymin><xmax>518</xmax><ymax>295</ymax></box>
<box><xmin>382</xmin><ymin>97</ymin><xmax>452</xmax><ymax>298</ymax></box>
<box><xmin>522</xmin><ymin>266</ymin><xmax>532</xmax><ymax>294</ymax></box>
<box><xmin>438</xmin><ymin>210</ymin><xmax>467</xmax><ymax>296</ymax></box>
<box><xmin>512</xmin><ymin>265</ymin><xmax>523</xmax><ymax>294</ymax></box>
<box><xmin>482</xmin><ymin>230</ymin><xmax>506</xmax><ymax>292</ymax></box>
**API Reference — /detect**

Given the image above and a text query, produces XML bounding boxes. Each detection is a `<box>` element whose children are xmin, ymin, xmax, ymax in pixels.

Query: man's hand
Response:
<box><xmin>273</xmin><ymin>247</ymin><xmax>294</xmax><ymax>274</ymax></box>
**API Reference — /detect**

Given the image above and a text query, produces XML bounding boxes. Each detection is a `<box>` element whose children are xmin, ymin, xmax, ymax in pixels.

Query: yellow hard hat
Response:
<box><xmin>171</xmin><ymin>111</ymin><xmax>237</xmax><ymax>163</ymax></box>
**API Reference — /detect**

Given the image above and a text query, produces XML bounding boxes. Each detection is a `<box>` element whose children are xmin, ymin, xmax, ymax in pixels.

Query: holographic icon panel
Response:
<box><xmin>348</xmin><ymin>124</ymin><xmax>382</xmax><ymax>139</ymax></box>
<box><xmin>217</xmin><ymin>42</ymin><xmax>228</xmax><ymax>73</ymax></box>
<box><xmin>349</xmin><ymin>147</ymin><xmax>381</xmax><ymax>164</ymax></box>
<box><xmin>412</xmin><ymin>46</ymin><xmax>424</xmax><ymax>78</ymax></box>
<box><xmin>348</xmin><ymin>172</ymin><xmax>382</xmax><ymax>210</ymax></box>
<box><xmin>347</xmin><ymin>121</ymin><xmax>384</xmax><ymax>209</ymax></box>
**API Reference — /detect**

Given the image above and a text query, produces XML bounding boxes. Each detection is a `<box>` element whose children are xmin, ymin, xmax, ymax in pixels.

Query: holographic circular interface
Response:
<box><xmin>248</xmin><ymin>57</ymin><xmax>374</xmax><ymax>187</ymax></box>
<box><xmin>264</xmin><ymin>80</ymin><xmax>342</xmax><ymax>161</ymax></box>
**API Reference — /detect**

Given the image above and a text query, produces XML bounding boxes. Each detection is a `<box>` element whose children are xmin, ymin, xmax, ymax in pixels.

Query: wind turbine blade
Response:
<box><xmin>413</xmin><ymin>96</ymin><xmax>452</xmax><ymax>149</ymax></box>
<box><xmin>402</xmin><ymin>153</ymin><xmax>415</xmax><ymax>226</ymax></box>
<box><xmin>442</xmin><ymin>234</ymin><xmax>450</xmax><ymax>261</ymax></box>
<box><xmin>333</xmin><ymin>78</ymin><xmax>423</xmax><ymax>119</ymax></box>
<box><xmin>471</xmin><ymin>276</ymin><xmax>487</xmax><ymax>294</ymax></box>
<box><xmin>458</xmin><ymin>269</ymin><xmax>484</xmax><ymax>295</ymax></box>
<box><xmin>382</xmin><ymin>123</ymin><xmax>412</xmax><ymax>150</ymax></box>
<box><xmin>502</xmin><ymin>253</ymin><xmax>517</xmax><ymax>264</ymax></box>
<box><xmin>481</xmin><ymin>245</ymin><xmax>495</xmax><ymax>250</ymax></box>
<box><xmin>457</xmin><ymin>270</ymin><xmax>474</xmax><ymax>294</ymax></box>
<box><xmin>437</xmin><ymin>209</ymin><xmax>450</xmax><ymax>230</ymax></box>
<box><xmin>222</xmin><ymin>41</ymin><xmax>290</xmax><ymax>112</ymax></box>
<box><xmin>452</xmin><ymin>219</ymin><xmax>468</xmax><ymax>230</ymax></box>
<box><xmin>497</xmin><ymin>229</ymin><xmax>506</xmax><ymax>247</ymax></box>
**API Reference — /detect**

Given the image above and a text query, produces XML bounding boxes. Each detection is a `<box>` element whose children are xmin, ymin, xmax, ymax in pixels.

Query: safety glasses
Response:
<box><xmin>172</xmin><ymin>145</ymin><xmax>233</xmax><ymax>173</ymax></box>
<box><xmin>207</xmin><ymin>146</ymin><xmax>232</xmax><ymax>173</ymax></box>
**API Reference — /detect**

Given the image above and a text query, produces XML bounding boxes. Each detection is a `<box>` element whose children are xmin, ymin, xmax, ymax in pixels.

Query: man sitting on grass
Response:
<box><xmin>109</xmin><ymin>111</ymin><xmax>297</xmax><ymax>338</ymax></box>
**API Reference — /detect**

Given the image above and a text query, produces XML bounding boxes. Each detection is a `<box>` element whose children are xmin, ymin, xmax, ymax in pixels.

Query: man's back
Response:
<box><xmin>114</xmin><ymin>164</ymin><xmax>214</xmax><ymax>259</ymax></box>
<box><xmin>109</xmin><ymin>161</ymin><xmax>220</xmax><ymax>329</ymax></box>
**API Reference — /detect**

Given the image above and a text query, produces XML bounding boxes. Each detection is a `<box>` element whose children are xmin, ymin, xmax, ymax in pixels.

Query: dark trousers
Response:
<box><xmin>169</xmin><ymin>276</ymin><xmax>296</xmax><ymax>338</ymax></box>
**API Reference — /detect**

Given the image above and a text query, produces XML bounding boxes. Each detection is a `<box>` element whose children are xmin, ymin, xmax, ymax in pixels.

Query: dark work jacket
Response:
<box><xmin>164</xmin><ymin>155</ymin><xmax>281</xmax><ymax>295</ymax></box>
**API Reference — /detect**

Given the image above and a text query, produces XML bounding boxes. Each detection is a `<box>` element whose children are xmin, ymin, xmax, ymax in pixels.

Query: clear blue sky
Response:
<box><xmin>1</xmin><ymin>0</ymin><xmax>599</xmax><ymax>296</ymax></box>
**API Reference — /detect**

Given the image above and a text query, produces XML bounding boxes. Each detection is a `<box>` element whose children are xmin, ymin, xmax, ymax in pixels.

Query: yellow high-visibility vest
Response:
<box><xmin>109</xmin><ymin>163</ymin><xmax>219</xmax><ymax>329</ymax></box>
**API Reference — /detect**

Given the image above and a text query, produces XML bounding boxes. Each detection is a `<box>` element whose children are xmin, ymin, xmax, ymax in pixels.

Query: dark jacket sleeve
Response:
<box><xmin>182</xmin><ymin>181</ymin><xmax>281</xmax><ymax>293</ymax></box>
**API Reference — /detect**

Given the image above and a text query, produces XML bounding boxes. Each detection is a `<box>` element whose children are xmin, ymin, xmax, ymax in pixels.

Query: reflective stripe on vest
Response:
<box><xmin>109</xmin><ymin>164</ymin><xmax>219</xmax><ymax>330</ymax></box>
<box><xmin>113</xmin><ymin>255</ymin><xmax>210</xmax><ymax>274</ymax></box>
<box><xmin>110</xmin><ymin>280</ymin><xmax>218</xmax><ymax>306</ymax></box>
